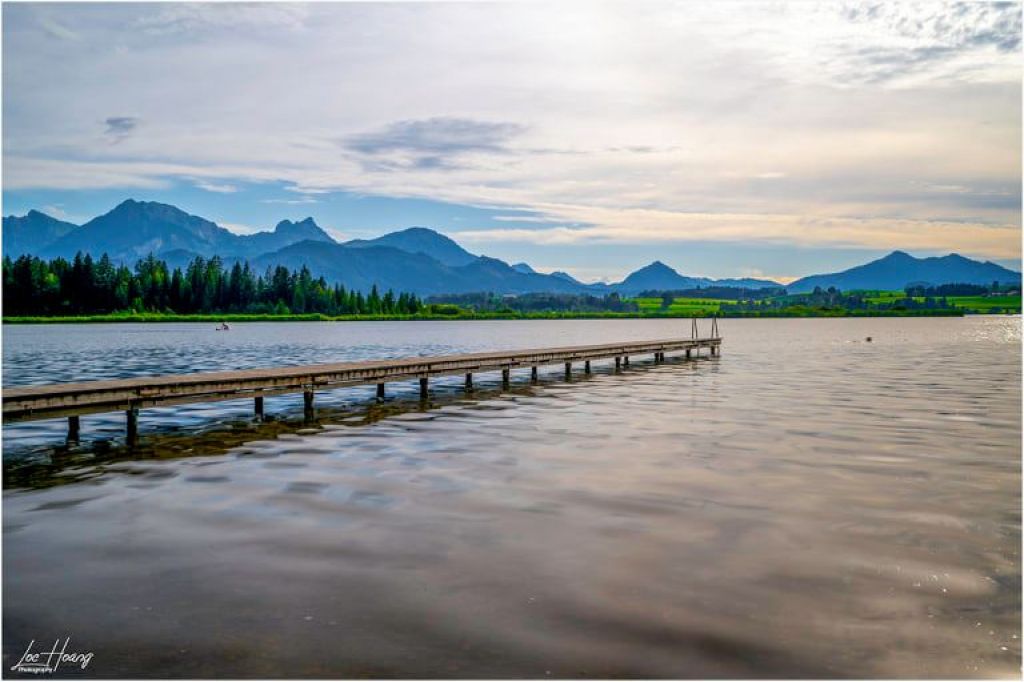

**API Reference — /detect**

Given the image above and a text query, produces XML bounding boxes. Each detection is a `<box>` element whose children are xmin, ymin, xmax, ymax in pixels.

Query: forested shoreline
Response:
<box><xmin>3</xmin><ymin>252</ymin><xmax>424</xmax><ymax>316</ymax></box>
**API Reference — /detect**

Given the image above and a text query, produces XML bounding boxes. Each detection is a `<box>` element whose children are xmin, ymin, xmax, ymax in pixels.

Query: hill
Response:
<box><xmin>2</xmin><ymin>210</ymin><xmax>80</xmax><ymax>256</ymax></box>
<box><xmin>40</xmin><ymin>199</ymin><xmax>237</xmax><ymax>262</ymax></box>
<box><xmin>611</xmin><ymin>260</ymin><xmax>781</xmax><ymax>294</ymax></box>
<box><xmin>343</xmin><ymin>226</ymin><xmax>477</xmax><ymax>267</ymax></box>
<box><xmin>232</xmin><ymin>218</ymin><xmax>335</xmax><ymax>257</ymax></box>
<box><xmin>31</xmin><ymin>200</ymin><xmax>335</xmax><ymax>263</ymax></box>
<box><xmin>788</xmin><ymin>251</ymin><xmax>1022</xmax><ymax>293</ymax></box>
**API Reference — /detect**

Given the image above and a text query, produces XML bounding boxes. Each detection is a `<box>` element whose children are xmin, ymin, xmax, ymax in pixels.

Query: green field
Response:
<box><xmin>632</xmin><ymin>297</ymin><xmax>733</xmax><ymax>315</ymax></box>
<box><xmin>946</xmin><ymin>295</ymin><xmax>1021</xmax><ymax>313</ymax></box>
<box><xmin>858</xmin><ymin>290</ymin><xmax>1020</xmax><ymax>313</ymax></box>
<box><xmin>861</xmin><ymin>290</ymin><xmax>921</xmax><ymax>303</ymax></box>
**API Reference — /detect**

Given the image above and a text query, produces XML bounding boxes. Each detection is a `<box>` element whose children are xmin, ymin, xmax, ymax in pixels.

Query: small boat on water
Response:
<box><xmin>216</xmin><ymin>322</ymin><xmax>231</xmax><ymax>331</ymax></box>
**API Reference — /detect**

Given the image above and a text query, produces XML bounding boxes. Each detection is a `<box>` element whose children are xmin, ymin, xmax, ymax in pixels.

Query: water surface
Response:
<box><xmin>3</xmin><ymin>318</ymin><xmax>1020</xmax><ymax>677</ymax></box>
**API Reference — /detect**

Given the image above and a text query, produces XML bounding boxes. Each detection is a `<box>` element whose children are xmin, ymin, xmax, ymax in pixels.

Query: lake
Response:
<box><xmin>2</xmin><ymin>318</ymin><xmax>1020</xmax><ymax>678</ymax></box>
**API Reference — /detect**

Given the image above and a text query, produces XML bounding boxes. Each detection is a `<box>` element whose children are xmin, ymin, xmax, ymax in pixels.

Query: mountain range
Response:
<box><xmin>3</xmin><ymin>199</ymin><xmax>1020</xmax><ymax>296</ymax></box>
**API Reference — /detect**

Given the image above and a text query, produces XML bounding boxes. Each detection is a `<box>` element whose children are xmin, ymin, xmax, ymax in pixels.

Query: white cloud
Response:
<box><xmin>260</xmin><ymin>197</ymin><xmax>318</xmax><ymax>205</ymax></box>
<box><xmin>194</xmin><ymin>180</ymin><xmax>238</xmax><ymax>194</ymax></box>
<box><xmin>133</xmin><ymin>3</ymin><xmax>310</xmax><ymax>36</ymax></box>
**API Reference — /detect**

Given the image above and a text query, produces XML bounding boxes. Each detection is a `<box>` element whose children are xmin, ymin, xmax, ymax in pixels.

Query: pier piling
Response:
<box><xmin>4</xmin><ymin>337</ymin><xmax>723</xmax><ymax>440</ymax></box>
<box><xmin>126</xmin><ymin>407</ymin><xmax>138</xmax><ymax>445</ymax></box>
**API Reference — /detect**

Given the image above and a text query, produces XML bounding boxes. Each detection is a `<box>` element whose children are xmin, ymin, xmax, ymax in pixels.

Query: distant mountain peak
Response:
<box><xmin>550</xmin><ymin>271</ymin><xmax>582</xmax><ymax>284</ymax></box>
<box><xmin>106</xmin><ymin>198</ymin><xmax>191</xmax><ymax>218</ymax></box>
<box><xmin>113</xmin><ymin>198</ymin><xmax>163</xmax><ymax>211</ymax></box>
<box><xmin>397</xmin><ymin>226</ymin><xmax>439</xmax><ymax>234</ymax></box>
<box><xmin>637</xmin><ymin>260</ymin><xmax>678</xmax><ymax>274</ymax></box>
<box><xmin>273</xmin><ymin>217</ymin><xmax>329</xmax><ymax>237</ymax></box>
<box><xmin>2</xmin><ymin>209</ymin><xmax>79</xmax><ymax>257</ymax></box>
<box><xmin>511</xmin><ymin>262</ymin><xmax>536</xmax><ymax>274</ymax></box>
<box><xmin>343</xmin><ymin>226</ymin><xmax>477</xmax><ymax>267</ymax></box>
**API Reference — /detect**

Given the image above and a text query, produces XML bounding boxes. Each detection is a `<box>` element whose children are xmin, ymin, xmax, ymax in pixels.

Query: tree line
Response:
<box><xmin>426</xmin><ymin>292</ymin><xmax>639</xmax><ymax>313</ymax></box>
<box><xmin>904</xmin><ymin>282</ymin><xmax>1018</xmax><ymax>297</ymax></box>
<box><xmin>2</xmin><ymin>252</ymin><xmax>425</xmax><ymax>316</ymax></box>
<box><xmin>637</xmin><ymin>286</ymin><xmax>785</xmax><ymax>300</ymax></box>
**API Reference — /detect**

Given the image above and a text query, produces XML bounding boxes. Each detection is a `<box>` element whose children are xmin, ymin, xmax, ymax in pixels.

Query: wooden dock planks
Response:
<box><xmin>3</xmin><ymin>337</ymin><xmax>721</xmax><ymax>424</ymax></box>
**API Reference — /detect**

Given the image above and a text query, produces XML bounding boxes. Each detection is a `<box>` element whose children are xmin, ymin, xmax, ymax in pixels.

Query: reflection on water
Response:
<box><xmin>3</xmin><ymin>318</ymin><xmax>1021</xmax><ymax>678</ymax></box>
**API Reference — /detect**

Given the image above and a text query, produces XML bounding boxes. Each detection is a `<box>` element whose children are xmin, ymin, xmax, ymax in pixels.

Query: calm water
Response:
<box><xmin>2</xmin><ymin>318</ymin><xmax>1020</xmax><ymax>678</ymax></box>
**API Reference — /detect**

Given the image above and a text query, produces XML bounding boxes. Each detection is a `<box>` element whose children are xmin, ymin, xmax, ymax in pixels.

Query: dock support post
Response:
<box><xmin>584</xmin><ymin>360</ymin><xmax>591</xmax><ymax>374</ymax></box>
<box><xmin>686</xmin><ymin>349</ymin><xmax>691</xmax><ymax>359</ymax></box>
<box><xmin>502</xmin><ymin>368</ymin><xmax>510</xmax><ymax>389</ymax></box>
<box><xmin>304</xmin><ymin>389</ymin><xmax>315</xmax><ymax>417</ymax></box>
<box><xmin>419</xmin><ymin>377</ymin><xmax>429</xmax><ymax>399</ymax></box>
<box><xmin>126</xmin><ymin>407</ymin><xmax>138</xmax><ymax>446</ymax></box>
<box><xmin>624</xmin><ymin>356</ymin><xmax>630</xmax><ymax>367</ymax></box>
<box><xmin>254</xmin><ymin>395</ymin><xmax>264</xmax><ymax>419</ymax></box>
<box><xmin>615</xmin><ymin>356</ymin><xmax>621</xmax><ymax>370</ymax></box>
<box><xmin>465</xmin><ymin>373</ymin><xmax>473</xmax><ymax>392</ymax></box>
<box><xmin>564</xmin><ymin>362</ymin><xmax>572</xmax><ymax>379</ymax></box>
<box><xmin>530</xmin><ymin>366</ymin><xmax>538</xmax><ymax>382</ymax></box>
<box><xmin>376</xmin><ymin>383</ymin><xmax>385</xmax><ymax>401</ymax></box>
<box><xmin>67</xmin><ymin>415</ymin><xmax>80</xmax><ymax>442</ymax></box>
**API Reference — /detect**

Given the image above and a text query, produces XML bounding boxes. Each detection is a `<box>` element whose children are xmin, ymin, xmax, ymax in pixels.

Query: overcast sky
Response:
<box><xmin>3</xmin><ymin>1</ymin><xmax>1021</xmax><ymax>282</ymax></box>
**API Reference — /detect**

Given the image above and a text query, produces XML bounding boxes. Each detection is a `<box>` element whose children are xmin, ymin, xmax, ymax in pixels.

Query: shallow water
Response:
<box><xmin>2</xmin><ymin>318</ymin><xmax>1020</xmax><ymax>678</ymax></box>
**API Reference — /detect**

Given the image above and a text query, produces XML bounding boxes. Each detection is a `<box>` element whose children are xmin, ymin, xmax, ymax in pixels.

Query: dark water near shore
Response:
<box><xmin>2</xmin><ymin>318</ymin><xmax>1020</xmax><ymax>678</ymax></box>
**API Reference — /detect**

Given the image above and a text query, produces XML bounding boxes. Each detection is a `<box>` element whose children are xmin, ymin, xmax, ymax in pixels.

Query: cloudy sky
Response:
<box><xmin>3</xmin><ymin>1</ymin><xmax>1021</xmax><ymax>282</ymax></box>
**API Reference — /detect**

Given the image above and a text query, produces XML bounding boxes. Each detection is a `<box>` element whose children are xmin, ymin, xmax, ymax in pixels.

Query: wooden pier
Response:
<box><xmin>3</xmin><ymin>335</ymin><xmax>721</xmax><ymax>443</ymax></box>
